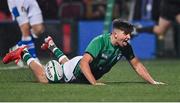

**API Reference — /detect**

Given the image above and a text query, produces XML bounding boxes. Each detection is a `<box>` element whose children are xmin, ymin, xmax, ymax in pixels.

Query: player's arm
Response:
<box><xmin>79</xmin><ymin>35</ymin><xmax>106</xmax><ymax>85</ymax></box>
<box><xmin>80</xmin><ymin>53</ymin><xmax>105</xmax><ymax>85</ymax></box>
<box><xmin>123</xmin><ymin>43</ymin><xmax>164</xmax><ymax>85</ymax></box>
<box><xmin>129</xmin><ymin>57</ymin><xmax>165</xmax><ymax>85</ymax></box>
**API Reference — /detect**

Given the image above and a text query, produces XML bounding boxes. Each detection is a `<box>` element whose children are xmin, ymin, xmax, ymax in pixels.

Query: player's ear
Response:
<box><xmin>112</xmin><ymin>31</ymin><xmax>117</xmax><ymax>39</ymax></box>
<box><xmin>115</xmin><ymin>34</ymin><xmax>118</xmax><ymax>39</ymax></box>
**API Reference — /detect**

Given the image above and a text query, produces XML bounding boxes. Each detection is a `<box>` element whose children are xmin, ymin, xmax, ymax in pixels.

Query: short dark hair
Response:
<box><xmin>112</xmin><ymin>19</ymin><xmax>134</xmax><ymax>35</ymax></box>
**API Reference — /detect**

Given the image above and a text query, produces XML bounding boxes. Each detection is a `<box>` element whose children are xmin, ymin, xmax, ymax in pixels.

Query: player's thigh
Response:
<box><xmin>154</xmin><ymin>17</ymin><xmax>171</xmax><ymax>35</ymax></box>
<box><xmin>31</xmin><ymin>23</ymin><xmax>45</xmax><ymax>36</ymax></box>
<box><xmin>63</xmin><ymin>56</ymin><xmax>83</xmax><ymax>82</ymax></box>
<box><xmin>176</xmin><ymin>14</ymin><xmax>180</xmax><ymax>24</ymax></box>
<box><xmin>30</xmin><ymin>13</ymin><xmax>44</xmax><ymax>35</ymax></box>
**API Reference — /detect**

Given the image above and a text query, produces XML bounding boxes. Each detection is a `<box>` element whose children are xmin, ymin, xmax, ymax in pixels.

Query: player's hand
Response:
<box><xmin>153</xmin><ymin>81</ymin><xmax>165</xmax><ymax>85</ymax></box>
<box><xmin>94</xmin><ymin>82</ymin><xmax>106</xmax><ymax>86</ymax></box>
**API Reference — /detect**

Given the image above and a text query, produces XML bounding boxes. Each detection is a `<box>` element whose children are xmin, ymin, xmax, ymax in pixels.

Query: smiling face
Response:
<box><xmin>111</xmin><ymin>28</ymin><xmax>131</xmax><ymax>47</ymax></box>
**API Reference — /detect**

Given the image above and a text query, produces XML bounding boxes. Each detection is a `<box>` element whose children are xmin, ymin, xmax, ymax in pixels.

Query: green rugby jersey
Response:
<box><xmin>74</xmin><ymin>33</ymin><xmax>135</xmax><ymax>82</ymax></box>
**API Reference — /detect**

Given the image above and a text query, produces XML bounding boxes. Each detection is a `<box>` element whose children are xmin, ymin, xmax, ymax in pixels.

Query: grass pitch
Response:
<box><xmin>0</xmin><ymin>59</ymin><xmax>180</xmax><ymax>102</ymax></box>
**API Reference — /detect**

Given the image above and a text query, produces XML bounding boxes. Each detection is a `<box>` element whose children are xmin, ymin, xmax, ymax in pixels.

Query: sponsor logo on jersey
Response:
<box><xmin>99</xmin><ymin>67</ymin><xmax>103</xmax><ymax>70</ymax></box>
<box><xmin>101</xmin><ymin>53</ymin><xmax>108</xmax><ymax>59</ymax></box>
<box><xmin>117</xmin><ymin>53</ymin><xmax>122</xmax><ymax>60</ymax></box>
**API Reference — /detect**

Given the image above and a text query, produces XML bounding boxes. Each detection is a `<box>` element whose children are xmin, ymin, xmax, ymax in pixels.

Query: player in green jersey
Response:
<box><xmin>3</xmin><ymin>19</ymin><xmax>165</xmax><ymax>85</ymax></box>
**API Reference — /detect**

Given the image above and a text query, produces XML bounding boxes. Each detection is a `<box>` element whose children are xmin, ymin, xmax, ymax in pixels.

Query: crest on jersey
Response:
<box><xmin>101</xmin><ymin>53</ymin><xmax>108</xmax><ymax>59</ymax></box>
<box><xmin>117</xmin><ymin>53</ymin><xmax>122</xmax><ymax>60</ymax></box>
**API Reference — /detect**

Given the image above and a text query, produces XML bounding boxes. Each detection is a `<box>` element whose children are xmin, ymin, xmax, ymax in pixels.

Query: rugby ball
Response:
<box><xmin>45</xmin><ymin>60</ymin><xmax>63</xmax><ymax>82</ymax></box>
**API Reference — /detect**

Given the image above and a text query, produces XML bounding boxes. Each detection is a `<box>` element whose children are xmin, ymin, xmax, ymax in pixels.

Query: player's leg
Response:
<box><xmin>153</xmin><ymin>17</ymin><xmax>171</xmax><ymax>56</ymax></box>
<box><xmin>29</xmin><ymin>14</ymin><xmax>45</xmax><ymax>38</ymax></box>
<box><xmin>133</xmin><ymin>17</ymin><xmax>171</xmax><ymax>57</ymax></box>
<box><xmin>176</xmin><ymin>14</ymin><xmax>180</xmax><ymax>24</ymax></box>
<box><xmin>135</xmin><ymin>17</ymin><xmax>171</xmax><ymax>38</ymax></box>
<box><xmin>23</xmin><ymin>52</ymin><xmax>48</xmax><ymax>83</ymax></box>
<box><xmin>7</xmin><ymin>0</ymin><xmax>38</xmax><ymax>61</ymax></box>
<box><xmin>3</xmin><ymin>46</ymin><xmax>48</xmax><ymax>83</ymax></box>
<box><xmin>31</xmin><ymin>23</ymin><xmax>45</xmax><ymax>38</ymax></box>
<box><xmin>153</xmin><ymin>17</ymin><xmax>171</xmax><ymax>39</ymax></box>
<box><xmin>28</xmin><ymin>0</ymin><xmax>45</xmax><ymax>38</ymax></box>
<box><xmin>41</xmin><ymin>36</ymin><xmax>69</xmax><ymax>64</ymax></box>
<box><xmin>63</xmin><ymin>56</ymin><xmax>83</xmax><ymax>83</ymax></box>
<box><xmin>18</xmin><ymin>22</ymin><xmax>38</xmax><ymax>59</ymax></box>
<box><xmin>174</xmin><ymin>15</ymin><xmax>180</xmax><ymax>57</ymax></box>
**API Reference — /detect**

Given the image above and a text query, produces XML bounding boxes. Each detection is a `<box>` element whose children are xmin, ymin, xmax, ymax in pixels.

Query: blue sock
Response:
<box><xmin>18</xmin><ymin>36</ymin><xmax>37</xmax><ymax>58</ymax></box>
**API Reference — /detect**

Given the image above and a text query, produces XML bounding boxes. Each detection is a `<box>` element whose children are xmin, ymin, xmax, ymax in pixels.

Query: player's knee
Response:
<box><xmin>32</xmin><ymin>24</ymin><xmax>45</xmax><ymax>37</ymax></box>
<box><xmin>20</xmin><ymin>23</ymin><xmax>31</xmax><ymax>35</ymax></box>
<box><xmin>33</xmin><ymin>27</ymin><xmax>45</xmax><ymax>36</ymax></box>
<box><xmin>154</xmin><ymin>26</ymin><xmax>166</xmax><ymax>35</ymax></box>
<box><xmin>176</xmin><ymin>15</ymin><xmax>180</xmax><ymax>24</ymax></box>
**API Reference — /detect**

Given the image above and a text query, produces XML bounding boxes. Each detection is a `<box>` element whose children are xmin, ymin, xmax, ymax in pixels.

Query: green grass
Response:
<box><xmin>0</xmin><ymin>59</ymin><xmax>180</xmax><ymax>102</ymax></box>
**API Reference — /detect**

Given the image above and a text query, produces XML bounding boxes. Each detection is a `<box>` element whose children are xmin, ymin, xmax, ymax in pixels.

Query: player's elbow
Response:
<box><xmin>79</xmin><ymin>59</ymin><xmax>89</xmax><ymax>70</ymax></box>
<box><xmin>79</xmin><ymin>59</ymin><xmax>85</xmax><ymax>69</ymax></box>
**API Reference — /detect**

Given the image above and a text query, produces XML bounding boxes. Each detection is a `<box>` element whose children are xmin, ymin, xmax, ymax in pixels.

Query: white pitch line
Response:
<box><xmin>0</xmin><ymin>66</ymin><xmax>28</xmax><ymax>70</ymax></box>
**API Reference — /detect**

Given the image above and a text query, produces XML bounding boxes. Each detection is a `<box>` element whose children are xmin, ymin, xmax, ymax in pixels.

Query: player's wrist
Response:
<box><xmin>91</xmin><ymin>81</ymin><xmax>97</xmax><ymax>85</ymax></box>
<box><xmin>94</xmin><ymin>82</ymin><xmax>106</xmax><ymax>86</ymax></box>
<box><xmin>152</xmin><ymin>80</ymin><xmax>157</xmax><ymax>84</ymax></box>
<box><xmin>152</xmin><ymin>80</ymin><xmax>165</xmax><ymax>85</ymax></box>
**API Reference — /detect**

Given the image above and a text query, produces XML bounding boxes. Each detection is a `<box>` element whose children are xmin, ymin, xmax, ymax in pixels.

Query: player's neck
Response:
<box><xmin>110</xmin><ymin>35</ymin><xmax>117</xmax><ymax>46</ymax></box>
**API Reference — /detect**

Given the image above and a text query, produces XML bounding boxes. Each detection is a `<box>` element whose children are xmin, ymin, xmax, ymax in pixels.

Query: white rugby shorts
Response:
<box><xmin>7</xmin><ymin>0</ymin><xmax>43</xmax><ymax>26</ymax></box>
<box><xmin>62</xmin><ymin>56</ymin><xmax>83</xmax><ymax>82</ymax></box>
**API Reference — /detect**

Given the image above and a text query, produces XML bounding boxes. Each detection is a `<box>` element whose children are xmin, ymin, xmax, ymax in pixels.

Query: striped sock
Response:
<box><xmin>45</xmin><ymin>38</ymin><xmax>67</xmax><ymax>62</ymax></box>
<box><xmin>18</xmin><ymin>36</ymin><xmax>37</xmax><ymax>58</ymax></box>
<box><xmin>22</xmin><ymin>50</ymin><xmax>35</xmax><ymax>66</ymax></box>
<box><xmin>52</xmin><ymin>47</ymin><xmax>66</xmax><ymax>62</ymax></box>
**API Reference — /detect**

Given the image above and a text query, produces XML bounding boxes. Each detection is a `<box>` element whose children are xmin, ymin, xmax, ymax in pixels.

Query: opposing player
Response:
<box><xmin>135</xmin><ymin>0</ymin><xmax>180</xmax><ymax>56</ymax></box>
<box><xmin>7</xmin><ymin>0</ymin><xmax>45</xmax><ymax>66</ymax></box>
<box><xmin>3</xmin><ymin>19</ymin><xmax>164</xmax><ymax>85</ymax></box>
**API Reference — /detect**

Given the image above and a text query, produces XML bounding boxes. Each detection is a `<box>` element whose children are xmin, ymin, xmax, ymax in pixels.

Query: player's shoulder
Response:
<box><xmin>91</xmin><ymin>34</ymin><xmax>105</xmax><ymax>42</ymax></box>
<box><xmin>94</xmin><ymin>33</ymin><xmax>110</xmax><ymax>45</ymax></box>
<box><xmin>94</xmin><ymin>33</ymin><xmax>110</xmax><ymax>42</ymax></box>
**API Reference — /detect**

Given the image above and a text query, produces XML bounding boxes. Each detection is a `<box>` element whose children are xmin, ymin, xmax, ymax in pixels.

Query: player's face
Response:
<box><xmin>113</xmin><ymin>29</ymin><xmax>131</xmax><ymax>47</ymax></box>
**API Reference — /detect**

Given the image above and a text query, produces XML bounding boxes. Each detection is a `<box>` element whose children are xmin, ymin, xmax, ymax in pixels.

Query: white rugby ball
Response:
<box><xmin>45</xmin><ymin>60</ymin><xmax>63</xmax><ymax>82</ymax></box>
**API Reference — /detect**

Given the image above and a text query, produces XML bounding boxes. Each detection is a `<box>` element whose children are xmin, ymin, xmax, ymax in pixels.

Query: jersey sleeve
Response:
<box><xmin>85</xmin><ymin>36</ymin><xmax>104</xmax><ymax>58</ymax></box>
<box><xmin>122</xmin><ymin>43</ymin><xmax>135</xmax><ymax>60</ymax></box>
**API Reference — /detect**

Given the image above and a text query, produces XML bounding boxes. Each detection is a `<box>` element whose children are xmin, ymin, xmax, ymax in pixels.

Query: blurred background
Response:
<box><xmin>0</xmin><ymin>0</ymin><xmax>179</xmax><ymax>60</ymax></box>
